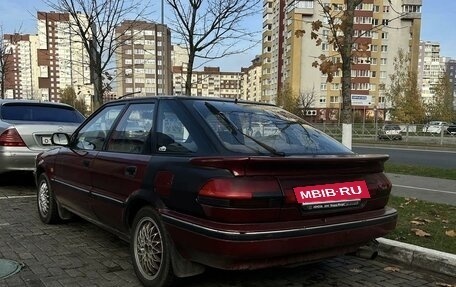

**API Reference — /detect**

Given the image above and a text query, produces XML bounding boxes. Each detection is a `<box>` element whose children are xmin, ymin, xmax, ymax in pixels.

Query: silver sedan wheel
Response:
<box><xmin>38</xmin><ymin>180</ymin><xmax>50</xmax><ymax>217</ymax></box>
<box><xmin>134</xmin><ymin>216</ymin><xmax>163</xmax><ymax>281</ymax></box>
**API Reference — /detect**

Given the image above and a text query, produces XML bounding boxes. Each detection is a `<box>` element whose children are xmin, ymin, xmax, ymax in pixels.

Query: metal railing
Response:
<box><xmin>313</xmin><ymin>123</ymin><xmax>456</xmax><ymax>147</ymax></box>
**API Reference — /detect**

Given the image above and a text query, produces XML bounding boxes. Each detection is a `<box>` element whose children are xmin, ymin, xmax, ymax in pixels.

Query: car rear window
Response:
<box><xmin>385</xmin><ymin>125</ymin><xmax>400</xmax><ymax>130</ymax></box>
<box><xmin>1</xmin><ymin>104</ymin><xmax>85</xmax><ymax>123</ymax></box>
<box><xmin>193</xmin><ymin>100</ymin><xmax>352</xmax><ymax>155</ymax></box>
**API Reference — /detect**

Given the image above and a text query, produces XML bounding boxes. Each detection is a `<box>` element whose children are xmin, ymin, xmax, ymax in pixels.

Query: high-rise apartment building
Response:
<box><xmin>37</xmin><ymin>11</ymin><xmax>92</xmax><ymax>103</ymax></box>
<box><xmin>445</xmin><ymin>59</ymin><xmax>456</xmax><ymax>110</ymax></box>
<box><xmin>172</xmin><ymin>66</ymin><xmax>242</xmax><ymax>98</ymax></box>
<box><xmin>171</xmin><ymin>44</ymin><xmax>189</xmax><ymax>68</ymax></box>
<box><xmin>115</xmin><ymin>21</ymin><xmax>172</xmax><ymax>97</ymax></box>
<box><xmin>241</xmin><ymin>55</ymin><xmax>263</xmax><ymax>102</ymax></box>
<box><xmin>3</xmin><ymin>34</ymin><xmax>39</xmax><ymax>99</ymax></box>
<box><xmin>418</xmin><ymin>41</ymin><xmax>445</xmax><ymax>104</ymax></box>
<box><xmin>262</xmin><ymin>0</ymin><xmax>422</xmax><ymax>120</ymax></box>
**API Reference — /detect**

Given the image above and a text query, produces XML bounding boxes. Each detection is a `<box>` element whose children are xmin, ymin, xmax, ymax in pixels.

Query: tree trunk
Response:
<box><xmin>90</xmin><ymin>39</ymin><xmax>103</xmax><ymax>111</ymax></box>
<box><xmin>340</xmin><ymin>0</ymin><xmax>358</xmax><ymax>149</ymax></box>
<box><xmin>185</xmin><ymin>50</ymin><xmax>195</xmax><ymax>96</ymax></box>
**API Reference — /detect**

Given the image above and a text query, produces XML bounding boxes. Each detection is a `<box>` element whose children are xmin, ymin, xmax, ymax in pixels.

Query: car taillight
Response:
<box><xmin>198</xmin><ymin>177</ymin><xmax>283</xmax><ymax>208</ymax></box>
<box><xmin>0</xmin><ymin>128</ymin><xmax>26</xmax><ymax>147</ymax></box>
<box><xmin>197</xmin><ymin>177</ymin><xmax>284</xmax><ymax>222</ymax></box>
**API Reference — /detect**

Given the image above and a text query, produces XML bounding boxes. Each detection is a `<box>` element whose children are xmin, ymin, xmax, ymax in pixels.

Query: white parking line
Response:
<box><xmin>393</xmin><ymin>184</ymin><xmax>456</xmax><ymax>195</ymax></box>
<box><xmin>0</xmin><ymin>195</ymin><xmax>36</xmax><ymax>200</ymax></box>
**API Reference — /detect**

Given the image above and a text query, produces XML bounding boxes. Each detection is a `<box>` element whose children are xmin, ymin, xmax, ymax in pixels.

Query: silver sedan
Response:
<box><xmin>0</xmin><ymin>99</ymin><xmax>85</xmax><ymax>174</ymax></box>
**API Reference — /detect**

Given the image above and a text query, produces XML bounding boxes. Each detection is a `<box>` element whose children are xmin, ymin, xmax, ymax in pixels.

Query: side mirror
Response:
<box><xmin>51</xmin><ymin>133</ymin><xmax>70</xmax><ymax>146</ymax></box>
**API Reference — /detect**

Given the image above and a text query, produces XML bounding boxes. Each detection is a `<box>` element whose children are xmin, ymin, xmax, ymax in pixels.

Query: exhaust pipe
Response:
<box><xmin>355</xmin><ymin>239</ymin><xmax>379</xmax><ymax>260</ymax></box>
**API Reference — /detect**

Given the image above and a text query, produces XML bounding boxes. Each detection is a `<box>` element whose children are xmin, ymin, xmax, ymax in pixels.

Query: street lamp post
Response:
<box><xmin>374</xmin><ymin>107</ymin><xmax>378</xmax><ymax>140</ymax></box>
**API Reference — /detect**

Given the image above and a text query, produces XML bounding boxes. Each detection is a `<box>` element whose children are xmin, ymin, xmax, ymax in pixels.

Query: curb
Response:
<box><xmin>377</xmin><ymin>237</ymin><xmax>456</xmax><ymax>277</ymax></box>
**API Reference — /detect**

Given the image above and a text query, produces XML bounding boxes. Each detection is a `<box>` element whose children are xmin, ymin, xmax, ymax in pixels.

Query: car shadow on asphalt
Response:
<box><xmin>0</xmin><ymin>171</ymin><xmax>35</xmax><ymax>187</ymax></box>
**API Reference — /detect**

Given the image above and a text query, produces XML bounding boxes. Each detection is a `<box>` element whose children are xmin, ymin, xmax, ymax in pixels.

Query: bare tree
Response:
<box><xmin>45</xmin><ymin>0</ymin><xmax>151</xmax><ymax>110</ymax></box>
<box><xmin>297</xmin><ymin>88</ymin><xmax>317</xmax><ymax>118</ymax></box>
<box><xmin>166</xmin><ymin>0</ymin><xmax>261</xmax><ymax>95</ymax></box>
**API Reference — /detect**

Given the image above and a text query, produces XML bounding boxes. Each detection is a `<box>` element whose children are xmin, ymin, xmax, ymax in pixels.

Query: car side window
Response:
<box><xmin>106</xmin><ymin>103</ymin><xmax>155</xmax><ymax>154</ymax></box>
<box><xmin>74</xmin><ymin>105</ymin><xmax>124</xmax><ymax>151</ymax></box>
<box><xmin>156</xmin><ymin>102</ymin><xmax>198</xmax><ymax>153</ymax></box>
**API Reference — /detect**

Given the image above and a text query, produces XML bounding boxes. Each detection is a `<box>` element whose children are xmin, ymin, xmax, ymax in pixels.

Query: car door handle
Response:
<box><xmin>125</xmin><ymin>166</ymin><xmax>137</xmax><ymax>176</ymax></box>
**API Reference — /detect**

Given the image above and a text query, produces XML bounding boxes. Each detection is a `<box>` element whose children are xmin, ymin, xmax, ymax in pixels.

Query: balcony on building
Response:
<box><xmin>401</xmin><ymin>1</ymin><xmax>422</xmax><ymax>20</ymax></box>
<box><xmin>286</xmin><ymin>0</ymin><xmax>314</xmax><ymax>15</ymax></box>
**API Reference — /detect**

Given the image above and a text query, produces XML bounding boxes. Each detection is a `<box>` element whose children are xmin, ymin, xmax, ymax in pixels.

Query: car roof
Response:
<box><xmin>104</xmin><ymin>95</ymin><xmax>276</xmax><ymax>107</ymax></box>
<box><xmin>0</xmin><ymin>99</ymin><xmax>74</xmax><ymax>109</ymax></box>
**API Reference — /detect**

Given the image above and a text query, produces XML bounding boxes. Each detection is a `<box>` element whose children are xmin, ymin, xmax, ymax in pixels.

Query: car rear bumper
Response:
<box><xmin>0</xmin><ymin>147</ymin><xmax>41</xmax><ymax>174</ymax></box>
<box><xmin>161</xmin><ymin>207</ymin><xmax>398</xmax><ymax>270</ymax></box>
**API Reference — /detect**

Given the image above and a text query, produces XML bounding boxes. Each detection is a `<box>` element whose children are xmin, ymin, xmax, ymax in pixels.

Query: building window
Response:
<box><xmin>322</xmin><ymin>43</ymin><xmax>329</xmax><ymax>51</ymax></box>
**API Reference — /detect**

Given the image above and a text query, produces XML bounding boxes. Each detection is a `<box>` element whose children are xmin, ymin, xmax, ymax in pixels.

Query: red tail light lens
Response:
<box><xmin>197</xmin><ymin>177</ymin><xmax>284</xmax><ymax>222</ymax></box>
<box><xmin>0</xmin><ymin>128</ymin><xmax>26</xmax><ymax>146</ymax></box>
<box><xmin>198</xmin><ymin>177</ymin><xmax>283</xmax><ymax>207</ymax></box>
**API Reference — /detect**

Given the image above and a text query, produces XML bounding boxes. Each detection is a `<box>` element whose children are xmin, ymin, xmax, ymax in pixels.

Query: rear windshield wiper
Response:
<box><xmin>205</xmin><ymin>102</ymin><xmax>285</xmax><ymax>157</ymax></box>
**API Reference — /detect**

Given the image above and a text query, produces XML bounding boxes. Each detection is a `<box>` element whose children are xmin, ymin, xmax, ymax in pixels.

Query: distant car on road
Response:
<box><xmin>0</xmin><ymin>99</ymin><xmax>85</xmax><ymax>174</ymax></box>
<box><xmin>35</xmin><ymin>96</ymin><xmax>397</xmax><ymax>286</ymax></box>
<box><xmin>446</xmin><ymin>123</ymin><xmax>456</xmax><ymax>135</ymax></box>
<box><xmin>378</xmin><ymin>124</ymin><xmax>402</xmax><ymax>140</ymax></box>
<box><xmin>422</xmin><ymin>121</ymin><xmax>448</xmax><ymax>134</ymax></box>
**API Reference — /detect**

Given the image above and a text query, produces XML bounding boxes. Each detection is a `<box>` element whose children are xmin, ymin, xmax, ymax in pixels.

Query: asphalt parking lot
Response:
<box><xmin>0</xmin><ymin>173</ymin><xmax>454</xmax><ymax>287</ymax></box>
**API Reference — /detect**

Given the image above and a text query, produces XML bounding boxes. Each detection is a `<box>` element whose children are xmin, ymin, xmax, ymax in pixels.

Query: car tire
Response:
<box><xmin>131</xmin><ymin>206</ymin><xmax>175</xmax><ymax>287</ymax></box>
<box><xmin>37</xmin><ymin>173</ymin><xmax>61</xmax><ymax>224</ymax></box>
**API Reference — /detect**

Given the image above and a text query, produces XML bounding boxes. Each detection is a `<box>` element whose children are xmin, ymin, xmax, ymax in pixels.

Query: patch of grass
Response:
<box><xmin>386</xmin><ymin>196</ymin><xmax>456</xmax><ymax>254</ymax></box>
<box><xmin>384</xmin><ymin>162</ymin><xmax>456</xmax><ymax>180</ymax></box>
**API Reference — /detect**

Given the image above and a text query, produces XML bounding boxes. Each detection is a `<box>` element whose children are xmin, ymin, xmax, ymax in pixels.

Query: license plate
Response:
<box><xmin>293</xmin><ymin>180</ymin><xmax>370</xmax><ymax>207</ymax></box>
<box><xmin>41</xmin><ymin>136</ymin><xmax>52</xmax><ymax>145</ymax></box>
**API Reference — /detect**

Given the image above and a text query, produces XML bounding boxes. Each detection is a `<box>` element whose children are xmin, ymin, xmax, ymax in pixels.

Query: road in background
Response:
<box><xmin>386</xmin><ymin>173</ymin><xmax>456</xmax><ymax>205</ymax></box>
<box><xmin>353</xmin><ymin>145</ymin><xmax>456</xmax><ymax>169</ymax></box>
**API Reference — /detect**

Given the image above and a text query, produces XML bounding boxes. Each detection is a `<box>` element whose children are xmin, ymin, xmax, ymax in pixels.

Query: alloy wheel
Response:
<box><xmin>38</xmin><ymin>181</ymin><xmax>50</xmax><ymax>217</ymax></box>
<box><xmin>134</xmin><ymin>217</ymin><xmax>163</xmax><ymax>280</ymax></box>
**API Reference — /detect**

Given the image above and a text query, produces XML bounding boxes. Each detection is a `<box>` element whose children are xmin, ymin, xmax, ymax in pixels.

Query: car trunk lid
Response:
<box><xmin>10</xmin><ymin>122</ymin><xmax>79</xmax><ymax>150</ymax></box>
<box><xmin>192</xmin><ymin>154</ymin><xmax>391</xmax><ymax>222</ymax></box>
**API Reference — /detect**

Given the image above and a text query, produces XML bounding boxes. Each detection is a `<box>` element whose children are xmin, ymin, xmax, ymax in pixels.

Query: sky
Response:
<box><xmin>0</xmin><ymin>0</ymin><xmax>455</xmax><ymax>71</ymax></box>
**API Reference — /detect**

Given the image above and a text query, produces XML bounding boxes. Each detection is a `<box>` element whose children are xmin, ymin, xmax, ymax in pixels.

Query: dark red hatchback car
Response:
<box><xmin>35</xmin><ymin>96</ymin><xmax>397</xmax><ymax>286</ymax></box>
